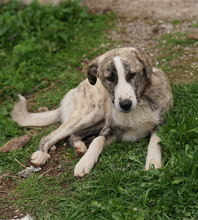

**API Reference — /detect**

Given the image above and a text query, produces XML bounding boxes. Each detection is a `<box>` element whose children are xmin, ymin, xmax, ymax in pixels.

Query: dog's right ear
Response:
<box><xmin>87</xmin><ymin>64</ymin><xmax>98</xmax><ymax>85</ymax></box>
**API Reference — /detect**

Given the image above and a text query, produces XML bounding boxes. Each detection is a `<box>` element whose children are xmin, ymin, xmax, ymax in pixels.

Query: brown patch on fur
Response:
<box><xmin>133</xmin><ymin>49</ymin><xmax>153</xmax><ymax>99</ymax></box>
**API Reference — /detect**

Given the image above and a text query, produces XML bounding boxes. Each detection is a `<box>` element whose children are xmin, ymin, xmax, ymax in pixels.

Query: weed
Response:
<box><xmin>171</xmin><ymin>19</ymin><xmax>182</xmax><ymax>26</ymax></box>
<box><xmin>189</xmin><ymin>20</ymin><xmax>198</xmax><ymax>28</ymax></box>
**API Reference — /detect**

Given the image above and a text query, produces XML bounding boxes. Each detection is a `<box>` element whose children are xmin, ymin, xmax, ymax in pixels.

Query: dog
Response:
<box><xmin>11</xmin><ymin>47</ymin><xmax>173</xmax><ymax>177</ymax></box>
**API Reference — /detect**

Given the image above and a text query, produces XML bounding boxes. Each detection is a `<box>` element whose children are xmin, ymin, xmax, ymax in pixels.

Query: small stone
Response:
<box><xmin>56</xmin><ymin>165</ymin><xmax>62</xmax><ymax>172</ymax></box>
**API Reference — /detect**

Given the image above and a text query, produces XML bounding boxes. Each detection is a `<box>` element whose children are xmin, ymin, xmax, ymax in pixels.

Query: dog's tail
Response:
<box><xmin>11</xmin><ymin>94</ymin><xmax>61</xmax><ymax>127</ymax></box>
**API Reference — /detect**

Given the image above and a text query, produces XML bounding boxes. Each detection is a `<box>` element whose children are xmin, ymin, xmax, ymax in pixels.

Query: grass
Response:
<box><xmin>153</xmin><ymin>31</ymin><xmax>198</xmax><ymax>84</ymax></box>
<box><xmin>155</xmin><ymin>32</ymin><xmax>197</xmax><ymax>63</ymax></box>
<box><xmin>0</xmin><ymin>1</ymin><xmax>198</xmax><ymax>219</ymax></box>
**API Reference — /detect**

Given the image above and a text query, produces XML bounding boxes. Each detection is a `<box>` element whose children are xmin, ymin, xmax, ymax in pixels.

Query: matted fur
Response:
<box><xmin>11</xmin><ymin>47</ymin><xmax>173</xmax><ymax>177</ymax></box>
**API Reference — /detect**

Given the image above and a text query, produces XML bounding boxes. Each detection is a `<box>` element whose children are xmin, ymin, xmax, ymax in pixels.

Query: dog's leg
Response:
<box><xmin>30</xmin><ymin>80</ymin><xmax>108</xmax><ymax>167</ymax></box>
<box><xmin>31</xmin><ymin>115</ymin><xmax>104</xmax><ymax>166</ymax></box>
<box><xmin>145</xmin><ymin>131</ymin><xmax>162</xmax><ymax>170</ymax></box>
<box><xmin>68</xmin><ymin>121</ymin><xmax>105</xmax><ymax>156</ymax></box>
<box><xmin>74</xmin><ymin>126</ymin><xmax>115</xmax><ymax>177</ymax></box>
<box><xmin>74</xmin><ymin>136</ymin><xmax>106</xmax><ymax>177</ymax></box>
<box><xmin>31</xmin><ymin>135</ymin><xmax>54</xmax><ymax>167</ymax></box>
<box><xmin>31</xmin><ymin>125</ymin><xmax>88</xmax><ymax>166</ymax></box>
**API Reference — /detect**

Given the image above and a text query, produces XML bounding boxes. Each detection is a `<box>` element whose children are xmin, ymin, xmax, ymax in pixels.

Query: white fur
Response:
<box><xmin>74</xmin><ymin>105</ymin><xmax>161</xmax><ymax>177</ymax></box>
<box><xmin>31</xmin><ymin>150</ymin><xmax>50</xmax><ymax>166</ymax></box>
<box><xmin>11</xmin><ymin>95</ymin><xmax>61</xmax><ymax>127</ymax></box>
<box><xmin>11</xmin><ymin>214</ymin><xmax>34</xmax><ymax>220</ymax></box>
<box><xmin>145</xmin><ymin>132</ymin><xmax>162</xmax><ymax>170</ymax></box>
<box><xmin>74</xmin><ymin>136</ymin><xmax>105</xmax><ymax>177</ymax></box>
<box><xmin>113</xmin><ymin>56</ymin><xmax>137</xmax><ymax>112</ymax></box>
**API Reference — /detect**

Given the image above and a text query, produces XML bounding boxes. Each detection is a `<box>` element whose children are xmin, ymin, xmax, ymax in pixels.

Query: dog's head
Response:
<box><xmin>87</xmin><ymin>47</ymin><xmax>153</xmax><ymax>113</ymax></box>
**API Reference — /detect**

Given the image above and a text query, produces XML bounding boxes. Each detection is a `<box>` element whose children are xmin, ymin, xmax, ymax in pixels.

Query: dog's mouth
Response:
<box><xmin>118</xmin><ymin>108</ymin><xmax>133</xmax><ymax>113</ymax></box>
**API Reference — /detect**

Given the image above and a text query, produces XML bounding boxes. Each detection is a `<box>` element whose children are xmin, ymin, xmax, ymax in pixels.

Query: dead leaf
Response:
<box><xmin>186</xmin><ymin>34</ymin><xmax>198</xmax><ymax>40</ymax></box>
<box><xmin>38</xmin><ymin>107</ymin><xmax>49</xmax><ymax>112</ymax></box>
<box><xmin>0</xmin><ymin>135</ymin><xmax>31</xmax><ymax>153</ymax></box>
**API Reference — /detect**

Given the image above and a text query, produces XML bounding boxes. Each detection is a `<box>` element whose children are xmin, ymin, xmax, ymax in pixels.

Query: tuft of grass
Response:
<box><xmin>171</xmin><ymin>19</ymin><xmax>182</xmax><ymax>26</ymax></box>
<box><xmin>189</xmin><ymin>20</ymin><xmax>198</xmax><ymax>28</ymax></box>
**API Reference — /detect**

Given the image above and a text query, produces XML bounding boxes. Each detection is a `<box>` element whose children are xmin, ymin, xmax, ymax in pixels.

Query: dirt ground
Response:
<box><xmin>83</xmin><ymin>0</ymin><xmax>198</xmax><ymax>84</ymax></box>
<box><xmin>0</xmin><ymin>0</ymin><xmax>198</xmax><ymax>219</ymax></box>
<box><xmin>1</xmin><ymin>0</ymin><xmax>197</xmax><ymax>83</ymax></box>
<box><xmin>84</xmin><ymin>0</ymin><xmax>198</xmax><ymax>43</ymax></box>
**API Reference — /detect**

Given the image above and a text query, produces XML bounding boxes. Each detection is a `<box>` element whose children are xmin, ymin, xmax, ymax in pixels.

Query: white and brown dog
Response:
<box><xmin>11</xmin><ymin>47</ymin><xmax>173</xmax><ymax>177</ymax></box>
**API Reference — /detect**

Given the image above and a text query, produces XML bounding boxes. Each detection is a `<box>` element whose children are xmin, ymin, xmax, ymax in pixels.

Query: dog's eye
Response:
<box><xmin>127</xmin><ymin>72</ymin><xmax>137</xmax><ymax>80</ymax></box>
<box><xmin>106</xmin><ymin>76</ymin><xmax>114</xmax><ymax>82</ymax></box>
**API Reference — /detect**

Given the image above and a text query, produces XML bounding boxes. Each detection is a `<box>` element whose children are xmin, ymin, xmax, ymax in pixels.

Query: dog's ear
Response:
<box><xmin>133</xmin><ymin>49</ymin><xmax>153</xmax><ymax>82</ymax></box>
<box><xmin>132</xmin><ymin>49</ymin><xmax>153</xmax><ymax>97</ymax></box>
<box><xmin>87</xmin><ymin>64</ymin><xmax>98</xmax><ymax>85</ymax></box>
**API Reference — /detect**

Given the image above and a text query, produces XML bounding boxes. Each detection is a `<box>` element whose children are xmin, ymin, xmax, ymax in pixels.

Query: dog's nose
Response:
<box><xmin>119</xmin><ymin>99</ymin><xmax>132</xmax><ymax>111</ymax></box>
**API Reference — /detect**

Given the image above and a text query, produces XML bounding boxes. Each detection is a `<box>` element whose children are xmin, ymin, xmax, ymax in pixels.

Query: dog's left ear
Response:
<box><xmin>133</xmin><ymin>49</ymin><xmax>153</xmax><ymax>82</ymax></box>
<box><xmin>133</xmin><ymin>49</ymin><xmax>153</xmax><ymax>97</ymax></box>
<box><xmin>87</xmin><ymin>64</ymin><xmax>98</xmax><ymax>85</ymax></box>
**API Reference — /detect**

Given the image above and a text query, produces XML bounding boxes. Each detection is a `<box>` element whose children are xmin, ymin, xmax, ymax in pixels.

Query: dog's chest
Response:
<box><xmin>111</xmin><ymin>104</ymin><xmax>160</xmax><ymax>141</ymax></box>
<box><xmin>112</xmin><ymin>104</ymin><xmax>159</xmax><ymax>127</ymax></box>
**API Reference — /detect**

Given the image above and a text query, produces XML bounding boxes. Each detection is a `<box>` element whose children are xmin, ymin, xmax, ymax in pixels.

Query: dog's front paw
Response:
<box><xmin>74</xmin><ymin>157</ymin><xmax>95</xmax><ymax>177</ymax></box>
<box><xmin>31</xmin><ymin>150</ymin><xmax>50</xmax><ymax>167</ymax></box>
<box><xmin>145</xmin><ymin>156</ymin><xmax>162</xmax><ymax>171</ymax></box>
<box><xmin>74</xmin><ymin>141</ymin><xmax>87</xmax><ymax>156</ymax></box>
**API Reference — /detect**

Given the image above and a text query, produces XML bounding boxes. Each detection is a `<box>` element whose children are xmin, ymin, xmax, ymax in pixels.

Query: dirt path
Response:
<box><xmin>83</xmin><ymin>0</ymin><xmax>198</xmax><ymax>20</ymax></box>
<box><xmin>82</xmin><ymin>0</ymin><xmax>198</xmax><ymax>49</ymax></box>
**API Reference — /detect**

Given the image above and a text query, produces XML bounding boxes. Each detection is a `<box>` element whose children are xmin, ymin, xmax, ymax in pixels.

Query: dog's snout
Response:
<box><xmin>119</xmin><ymin>99</ymin><xmax>132</xmax><ymax>111</ymax></box>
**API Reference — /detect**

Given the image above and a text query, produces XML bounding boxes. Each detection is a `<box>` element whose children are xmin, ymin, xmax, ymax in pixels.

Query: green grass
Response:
<box><xmin>153</xmin><ymin>32</ymin><xmax>198</xmax><ymax>84</ymax></box>
<box><xmin>155</xmin><ymin>32</ymin><xmax>197</xmax><ymax>64</ymax></box>
<box><xmin>171</xmin><ymin>19</ymin><xmax>182</xmax><ymax>26</ymax></box>
<box><xmin>189</xmin><ymin>20</ymin><xmax>198</xmax><ymax>28</ymax></box>
<box><xmin>0</xmin><ymin>2</ymin><xmax>198</xmax><ymax>219</ymax></box>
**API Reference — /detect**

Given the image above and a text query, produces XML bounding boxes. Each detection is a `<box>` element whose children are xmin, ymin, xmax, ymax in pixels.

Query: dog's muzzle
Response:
<box><xmin>119</xmin><ymin>99</ymin><xmax>132</xmax><ymax>112</ymax></box>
